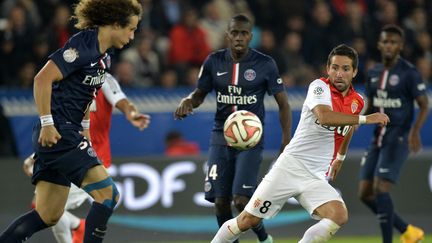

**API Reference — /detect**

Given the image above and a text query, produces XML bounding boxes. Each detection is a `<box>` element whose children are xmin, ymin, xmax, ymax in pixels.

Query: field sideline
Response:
<box><xmin>137</xmin><ymin>235</ymin><xmax>431</xmax><ymax>243</ymax></box>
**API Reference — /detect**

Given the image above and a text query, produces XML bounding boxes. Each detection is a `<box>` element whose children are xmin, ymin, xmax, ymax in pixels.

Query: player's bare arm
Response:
<box><xmin>313</xmin><ymin>104</ymin><xmax>390</xmax><ymax>126</ymax></box>
<box><xmin>329</xmin><ymin>127</ymin><xmax>354</xmax><ymax>181</ymax></box>
<box><xmin>408</xmin><ymin>94</ymin><xmax>429</xmax><ymax>153</ymax></box>
<box><xmin>174</xmin><ymin>88</ymin><xmax>208</xmax><ymax>120</ymax></box>
<box><xmin>34</xmin><ymin>60</ymin><xmax>63</xmax><ymax>147</ymax></box>
<box><xmin>274</xmin><ymin>91</ymin><xmax>292</xmax><ymax>153</ymax></box>
<box><xmin>116</xmin><ymin>99</ymin><xmax>150</xmax><ymax>131</ymax></box>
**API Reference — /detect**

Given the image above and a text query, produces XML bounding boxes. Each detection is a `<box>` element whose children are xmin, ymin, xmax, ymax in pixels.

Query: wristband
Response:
<box><xmin>81</xmin><ymin>119</ymin><xmax>90</xmax><ymax>130</ymax></box>
<box><xmin>358</xmin><ymin>115</ymin><xmax>367</xmax><ymax>125</ymax></box>
<box><xmin>40</xmin><ymin>115</ymin><xmax>54</xmax><ymax>127</ymax></box>
<box><xmin>336</xmin><ymin>153</ymin><xmax>346</xmax><ymax>161</ymax></box>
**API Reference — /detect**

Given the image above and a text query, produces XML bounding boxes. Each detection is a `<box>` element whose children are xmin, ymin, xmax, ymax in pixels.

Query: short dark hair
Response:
<box><xmin>228</xmin><ymin>14</ymin><xmax>252</xmax><ymax>29</ymax></box>
<box><xmin>381</xmin><ymin>24</ymin><xmax>405</xmax><ymax>40</ymax></box>
<box><xmin>327</xmin><ymin>44</ymin><xmax>359</xmax><ymax>70</ymax></box>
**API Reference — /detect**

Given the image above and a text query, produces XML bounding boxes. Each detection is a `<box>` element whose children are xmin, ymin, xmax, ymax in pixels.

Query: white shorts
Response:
<box><xmin>245</xmin><ymin>153</ymin><xmax>343</xmax><ymax>220</ymax></box>
<box><xmin>65</xmin><ymin>184</ymin><xmax>91</xmax><ymax>210</ymax></box>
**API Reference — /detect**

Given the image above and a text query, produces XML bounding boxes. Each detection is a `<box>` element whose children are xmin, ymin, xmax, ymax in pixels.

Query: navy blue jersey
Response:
<box><xmin>48</xmin><ymin>29</ymin><xmax>110</xmax><ymax>130</ymax></box>
<box><xmin>365</xmin><ymin>57</ymin><xmax>427</xmax><ymax>127</ymax></box>
<box><xmin>198</xmin><ymin>48</ymin><xmax>284</xmax><ymax>135</ymax></box>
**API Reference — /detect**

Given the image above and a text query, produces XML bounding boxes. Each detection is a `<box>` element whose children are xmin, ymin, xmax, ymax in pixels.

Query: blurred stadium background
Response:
<box><xmin>0</xmin><ymin>0</ymin><xmax>431</xmax><ymax>242</ymax></box>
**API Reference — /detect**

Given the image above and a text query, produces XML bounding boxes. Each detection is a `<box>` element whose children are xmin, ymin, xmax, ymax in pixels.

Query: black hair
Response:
<box><xmin>327</xmin><ymin>44</ymin><xmax>359</xmax><ymax>70</ymax></box>
<box><xmin>381</xmin><ymin>24</ymin><xmax>405</xmax><ymax>41</ymax></box>
<box><xmin>228</xmin><ymin>14</ymin><xmax>252</xmax><ymax>29</ymax></box>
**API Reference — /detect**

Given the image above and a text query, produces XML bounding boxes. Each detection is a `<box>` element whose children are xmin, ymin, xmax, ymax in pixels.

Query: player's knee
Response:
<box><xmin>358</xmin><ymin>191</ymin><xmax>374</xmax><ymax>203</ymax></box>
<box><xmin>237</xmin><ymin>211</ymin><xmax>262</xmax><ymax>230</ymax></box>
<box><xmin>214</xmin><ymin>198</ymin><xmax>232</xmax><ymax>214</ymax></box>
<box><xmin>83</xmin><ymin>177</ymin><xmax>119</xmax><ymax>210</ymax></box>
<box><xmin>233</xmin><ymin>195</ymin><xmax>249</xmax><ymax>212</ymax></box>
<box><xmin>40</xmin><ymin>209</ymin><xmax>64</xmax><ymax>226</ymax></box>
<box><xmin>329</xmin><ymin>208</ymin><xmax>348</xmax><ymax>226</ymax></box>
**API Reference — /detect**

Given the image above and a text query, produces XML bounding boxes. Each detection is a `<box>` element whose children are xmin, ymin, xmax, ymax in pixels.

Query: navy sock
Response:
<box><xmin>363</xmin><ymin>199</ymin><xmax>408</xmax><ymax>233</ymax></box>
<box><xmin>251</xmin><ymin>221</ymin><xmax>269</xmax><ymax>242</ymax></box>
<box><xmin>376</xmin><ymin>193</ymin><xmax>394</xmax><ymax>243</ymax></box>
<box><xmin>216</xmin><ymin>212</ymin><xmax>238</xmax><ymax>243</ymax></box>
<box><xmin>0</xmin><ymin>210</ymin><xmax>49</xmax><ymax>243</ymax></box>
<box><xmin>84</xmin><ymin>202</ymin><xmax>113</xmax><ymax>243</ymax></box>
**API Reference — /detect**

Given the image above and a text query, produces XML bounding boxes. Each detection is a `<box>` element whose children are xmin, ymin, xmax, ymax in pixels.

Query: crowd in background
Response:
<box><xmin>0</xmin><ymin>0</ymin><xmax>431</xmax><ymax>89</ymax></box>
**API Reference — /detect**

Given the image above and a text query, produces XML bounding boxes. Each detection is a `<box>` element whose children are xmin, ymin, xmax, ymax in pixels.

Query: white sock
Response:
<box><xmin>298</xmin><ymin>218</ymin><xmax>340</xmax><ymax>243</ymax></box>
<box><xmin>51</xmin><ymin>211</ymin><xmax>80</xmax><ymax>243</ymax></box>
<box><xmin>211</xmin><ymin>217</ymin><xmax>243</xmax><ymax>243</ymax></box>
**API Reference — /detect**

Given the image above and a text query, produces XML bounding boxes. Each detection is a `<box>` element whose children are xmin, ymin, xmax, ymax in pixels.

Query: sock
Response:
<box><xmin>362</xmin><ymin>199</ymin><xmax>407</xmax><ymax>233</ymax></box>
<box><xmin>299</xmin><ymin>218</ymin><xmax>340</xmax><ymax>243</ymax></box>
<box><xmin>251</xmin><ymin>221</ymin><xmax>269</xmax><ymax>241</ymax></box>
<box><xmin>216</xmin><ymin>212</ymin><xmax>238</xmax><ymax>243</ymax></box>
<box><xmin>52</xmin><ymin>211</ymin><xmax>81</xmax><ymax>243</ymax></box>
<box><xmin>376</xmin><ymin>193</ymin><xmax>394</xmax><ymax>243</ymax></box>
<box><xmin>0</xmin><ymin>210</ymin><xmax>49</xmax><ymax>243</ymax></box>
<box><xmin>211</xmin><ymin>217</ymin><xmax>243</xmax><ymax>243</ymax></box>
<box><xmin>84</xmin><ymin>202</ymin><xmax>113</xmax><ymax>243</ymax></box>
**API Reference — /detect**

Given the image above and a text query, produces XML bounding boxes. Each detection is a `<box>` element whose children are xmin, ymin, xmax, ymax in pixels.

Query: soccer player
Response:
<box><xmin>0</xmin><ymin>1</ymin><xmax>142</xmax><ymax>242</ymax></box>
<box><xmin>210</xmin><ymin>44</ymin><xmax>390</xmax><ymax>243</ymax></box>
<box><xmin>358</xmin><ymin>25</ymin><xmax>428</xmax><ymax>243</ymax></box>
<box><xmin>174</xmin><ymin>14</ymin><xmax>292</xmax><ymax>243</ymax></box>
<box><xmin>21</xmin><ymin>73</ymin><xmax>150</xmax><ymax>243</ymax></box>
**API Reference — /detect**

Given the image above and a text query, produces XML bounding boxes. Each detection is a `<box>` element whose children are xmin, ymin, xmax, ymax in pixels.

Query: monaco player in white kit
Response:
<box><xmin>211</xmin><ymin>44</ymin><xmax>390</xmax><ymax>243</ymax></box>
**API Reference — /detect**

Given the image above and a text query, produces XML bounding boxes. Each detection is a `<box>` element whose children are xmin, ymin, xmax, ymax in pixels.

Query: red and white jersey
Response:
<box><xmin>283</xmin><ymin>78</ymin><xmax>364</xmax><ymax>179</ymax></box>
<box><xmin>89</xmin><ymin>73</ymin><xmax>126</xmax><ymax>168</ymax></box>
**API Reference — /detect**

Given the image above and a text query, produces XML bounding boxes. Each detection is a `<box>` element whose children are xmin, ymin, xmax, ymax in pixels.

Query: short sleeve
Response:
<box><xmin>265</xmin><ymin>58</ymin><xmax>285</xmax><ymax>95</ymax></box>
<box><xmin>197</xmin><ymin>55</ymin><xmax>213</xmax><ymax>92</ymax></box>
<box><xmin>408</xmin><ymin>68</ymin><xmax>427</xmax><ymax>98</ymax></box>
<box><xmin>101</xmin><ymin>73</ymin><xmax>126</xmax><ymax>106</ymax></box>
<box><xmin>304</xmin><ymin>79</ymin><xmax>332</xmax><ymax>110</ymax></box>
<box><xmin>49</xmin><ymin>36</ymin><xmax>91</xmax><ymax>78</ymax></box>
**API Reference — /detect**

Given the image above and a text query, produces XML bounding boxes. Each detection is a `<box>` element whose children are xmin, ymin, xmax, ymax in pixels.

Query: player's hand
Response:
<box><xmin>80</xmin><ymin>129</ymin><xmax>91</xmax><ymax>142</ymax></box>
<box><xmin>38</xmin><ymin>125</ymin><xmax>61</xmax><ymax>147</ymax></box>
<box><xmin>365</xmin><ymin>113</ymin><xmax>390</xmax><ymax>126</ymax></box>
<box><xmin>328</xmin><ymin>159</ymin><xmax>343</xmax><ymax>181</ymax></box>
<box><xmin>408</xmin><ymin>128</ymin><xmax>422</xmax><ymax>153</ymax></box>
<box><xmin>174</xmin><ymin>98</ymin><xmax>194</xmax><ymax>120</ymax></box>
<box><xmin>128</xmin><ymin>111</ymin><xmax>151</xmax><ymax>131</ymax></box>
<box><xmin>22</xmin><ymin>154</ymin><xmax>35</xmax><ymax>177</ymax></box>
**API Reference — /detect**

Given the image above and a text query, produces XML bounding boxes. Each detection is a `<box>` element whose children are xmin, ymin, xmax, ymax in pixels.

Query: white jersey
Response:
<box><xmin>283</xmin><ymin>78</ymin><xmax>364</xmax><ymax>179</ymax></box>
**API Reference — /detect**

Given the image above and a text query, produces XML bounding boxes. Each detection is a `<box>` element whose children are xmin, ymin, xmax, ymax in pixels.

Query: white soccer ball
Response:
<box><xmin>223</xmin><ymin>110</ymin><xmax>263</xmax><ymax>150</ymax></box>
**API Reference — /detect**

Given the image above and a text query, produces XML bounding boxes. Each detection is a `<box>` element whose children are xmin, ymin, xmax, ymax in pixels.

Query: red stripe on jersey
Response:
<box><xmin>231</xmin><ymin>63</ymin><xmax>238</xmax><ymax>112</ymax></box>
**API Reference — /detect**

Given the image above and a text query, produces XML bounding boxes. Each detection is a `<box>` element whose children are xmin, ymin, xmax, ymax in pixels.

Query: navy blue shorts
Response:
<box><xmin>360</xmin><ymin>126</ymin><xmax>409</xmax><ymax>183</ymax></box>
<box><xmin>31</xmin><ymin>124</ymin><xmax>101</xmax><ymax>187</ymax></box>
<box><xmin>204</xmin><ymin>144</ymin><xmax>263</xmax><ymax>203</ymax></box>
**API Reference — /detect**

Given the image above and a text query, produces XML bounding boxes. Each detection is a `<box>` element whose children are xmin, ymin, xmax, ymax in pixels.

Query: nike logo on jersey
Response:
<box><xmin>378</xmin><ymin>168</ymin><xmax>390</xmax><ymax>173</ymax></box>
<box><xmin>371</xmin><ymin>77</ymin><xmax>379</xmax><ymax>83</ymax></box>
<box><xmin>217</xmin><ymin>71</ymin><xmax>228</xmax><ymax>76</ymax></box>
<box><xmin>242</xmin><ymin>184</ymin><xmax>254</xmax><ymax>189</ymax></box>
<box><xmin>90</xmin><ymin>62</ymin><xmax>98</xmax><ymax>67</ymax></box>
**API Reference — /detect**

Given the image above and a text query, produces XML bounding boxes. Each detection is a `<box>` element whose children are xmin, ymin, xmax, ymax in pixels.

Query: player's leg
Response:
<box><xmin>205</xmin><ymin>145</ymin><xmax>237</xmax><ymax>239</ymax></box>
<box><xmin>80</xmin><ymin>164</ymin><xmax>119</xmax><ymax>243</ymax></box>
<box><xmin>372</xmin><ymin>128</ymin><xmax>423</xmax><ymax>243</ymax></box>
<box><xmin>214</xmin><ymin>153</ymin><xmax>297</xmax><ymax>242</ymax></box>
<box><xmin>233</xmin><ymin>146</ymin><xmax>272</xmax><ymax>242</ymax></box>
<box><xmin>0</xmin><ymin>180</ymin><xmax>69</xmax><ymax>242</ymax></box>
<box><xmin>52</xmin><ymin>211</ymin><xmax>81</xmax><ymax>243</ymax></box>
<box><xmin>297</xmin><ymin>177</ymin><xmax>347</xmax><ymax>243</ymax></box>
<box><xmin>52</xmin><ymin>184</ymin><xmax>89</xmax><ymax>243</ymax></box>
<box><xmin>212</xmin><ymin>211</ymin><xmax>263</xmax><ymax>243</ymax></box>
<box><xmin>359</xmin><ymin>147</ymin><xmax>408</xmax><ymax>234</ymax></box>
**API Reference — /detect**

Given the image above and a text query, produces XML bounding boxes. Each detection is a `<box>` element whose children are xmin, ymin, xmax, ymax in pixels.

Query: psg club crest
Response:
<box><xmin>244</xmin><ymin>69</ymin><xmax>256</xmax><ymax>81</ymax></box>
<box><xmin>389</xmin><ymin>74</ymin><xmax>400</xmax><ymax>86</ymax></box>
<box><xmin>351</xmin><ymin>100</ymin><xmax>359</xmax><ymax>113</ymax></box>
<box><xmin>63</xmin><ymin>48</ymin><xmax>79</xmax><ymax>63</ymax></box>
